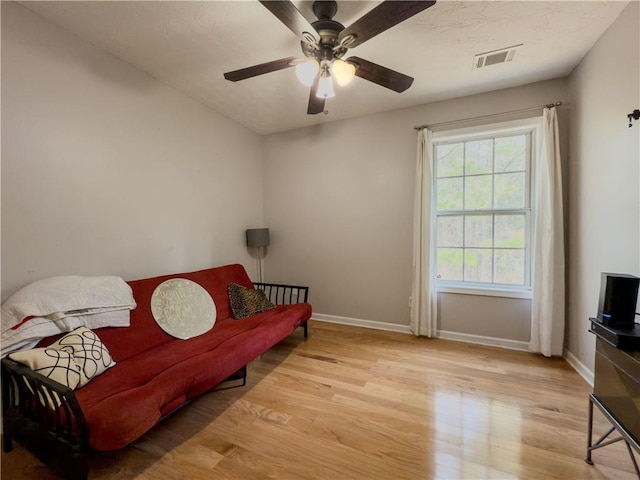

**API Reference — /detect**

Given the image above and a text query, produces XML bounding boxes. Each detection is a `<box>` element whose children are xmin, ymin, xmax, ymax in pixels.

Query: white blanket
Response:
<box><xmin>1</xmin><ymin>276</ymin><xmax>136</xmax><ymax>356</ymax></box>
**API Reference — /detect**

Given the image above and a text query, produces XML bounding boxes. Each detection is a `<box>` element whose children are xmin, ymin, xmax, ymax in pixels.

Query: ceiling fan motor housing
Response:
<box><xmin>301</xmin><ymin>0</ymin><xmax>348</xmax><ymax>62</ymax></box>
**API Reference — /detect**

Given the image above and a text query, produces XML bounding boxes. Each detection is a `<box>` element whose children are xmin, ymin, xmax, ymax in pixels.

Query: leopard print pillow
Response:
<box><xmin>228</xmin><ymin>283</ymin><xmax>275</xmax><ymax>319</ymax></box>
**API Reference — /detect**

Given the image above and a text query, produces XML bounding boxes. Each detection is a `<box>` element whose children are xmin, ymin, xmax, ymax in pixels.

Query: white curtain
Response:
<box><xmin>411</xmin><ymin>128</ymin><xmax>438</xmax><ymax>337</ymax></box>
<box><xmin>530</xmin><ymin>107</ymin><xmax>565</xmax><ymax>356</ymax></box>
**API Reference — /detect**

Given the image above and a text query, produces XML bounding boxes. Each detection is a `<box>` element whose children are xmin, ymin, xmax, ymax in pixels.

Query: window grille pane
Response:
<box><xmin>464</xmin><ymin>139</ymin><xmax>493</xmax><ymax>175</ymax></box>
<box><xmin>494</xmin><ymin>215</ymin><xmax>525</xmax><ymax>248</ymax></box>
<box><xmin>495</xmin><ymin>135</ymin><xmax>526</xmax><ymax>173</ymax></box>
<box><xmin>437</xmin><ymin>177</ymin><xmax>463</xmax><ymax>210</ymax></box>
<box><xmin>464</xmin><ymin>215</ymin><xmax>492</xmax><ymax>247</ymax></box>
<box><xmin>437</xmin><ymin>248</ymin><xmax>463</xmax><ymax>280</ymax></box>
<box><xmin>464</xmin><ymin>175</ymin><xmax>492</xmax><ymax>210</ymax></box>
<box><xmin>494</xmin><ymin>172</ymin><xmax>525</xmax><ymax>208</ymax></box>
<box><xmin>436</xmin><ymin>143</ymin><xmax>464</xmax><ymax>178</ymax></box>
<box><xmin>433</xmin><ymin>128</ymin><xmax>532</xmax><ymax>290</ymax></box>
<box><xmin>494</xmin><ymin>249</ymin><xmax>525</xmax><ymax>285</ymax></box>
<box><xmin>437</xmin><ymin>216</ymin><xmax>463</xmax><ymax>247</ymax></box>
<box><xmin>464</xmin><ymin>249</ymin><xmax>493</xmax><ymax>283</ymax></box>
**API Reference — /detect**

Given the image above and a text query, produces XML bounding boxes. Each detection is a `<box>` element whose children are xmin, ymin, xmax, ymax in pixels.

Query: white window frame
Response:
<box><xmin>432</xmin><ymin>117</ymin><xmax>542</xmax><ymax>299</ymax></box>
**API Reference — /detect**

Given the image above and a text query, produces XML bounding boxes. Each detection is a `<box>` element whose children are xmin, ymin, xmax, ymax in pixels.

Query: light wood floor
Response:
<box><xmin>2</xmin><ymin>320</ymin><xmax>637</xmax><ymax>479</ymax></box>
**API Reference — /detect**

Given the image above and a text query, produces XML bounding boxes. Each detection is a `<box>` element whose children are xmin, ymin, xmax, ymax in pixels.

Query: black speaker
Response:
<box><xmin>597</xmin><ymin>273</ymin><xmax>640</xmax><ymax>329</ymax></box>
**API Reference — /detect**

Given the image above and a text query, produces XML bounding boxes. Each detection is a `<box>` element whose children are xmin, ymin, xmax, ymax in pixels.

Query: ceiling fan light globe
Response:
<box><xmin>332</xmin><ymin>59</ymin><xmax>356</xmax><ymax>86</ymax></box>
<box><xmin>316</xmin><ymin>75</ymin><xmax>335</xmax><ymax>99</ymax></box>
<box><xmin>295</xmin><ymin>59</ymin><xmax>320</xmax><ymax>87</ymax></box>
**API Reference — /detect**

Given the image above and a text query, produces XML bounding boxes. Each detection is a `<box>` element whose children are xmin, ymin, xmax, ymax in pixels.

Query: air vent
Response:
<box><xmin>473</xmin><ymin>44</ymin><xmax>523</xmax><ymax>69</ymax></box>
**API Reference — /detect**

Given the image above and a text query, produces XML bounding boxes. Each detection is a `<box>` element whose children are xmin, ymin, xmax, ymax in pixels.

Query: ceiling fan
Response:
<box><xmin>223</xmin><ymin>0</ymin><xmax>436</xmax><ymax>115</ymax></box>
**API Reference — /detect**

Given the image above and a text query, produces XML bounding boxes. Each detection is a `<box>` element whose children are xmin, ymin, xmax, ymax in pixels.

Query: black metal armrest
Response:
<box><xmin>2</xmin><ymin>357</ymin><xmax>90</xmax><ymax>479</ymax></box>
<box><xmin>252</xmin><ymin>282</ymin><xmax>309</xmax><ymax>304</ymax></box>
<box><xmin>253</xmin><ymin>282</ymin><xmax>310</xmax><ymax>338</ymax></box>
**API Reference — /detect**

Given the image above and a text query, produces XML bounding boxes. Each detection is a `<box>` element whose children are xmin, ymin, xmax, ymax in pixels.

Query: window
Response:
<box><xmin>434</xmin><ymin>123</ymin><xmax>535</xmax><ymax>294</ymax></box>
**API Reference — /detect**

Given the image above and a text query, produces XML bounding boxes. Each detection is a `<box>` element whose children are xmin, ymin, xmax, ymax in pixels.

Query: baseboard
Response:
<box><xmin>437</xmin><ymin>330</ymin><xmax>530</xmax><ymax>351</ymax></box>
<box><xmin>312</xmin><ymin>313</ymin><xmax>413</xmax><ymax>334</ymax></box>
<box><xmin>313</xmin><ymin>316</ymin><xmax>594</xmax><ymax>385</ymax></box>
<box><xmin>564</xmin><ymin>349</ymin><xmax>594</xmax><ymax>387</ymax></box>
<box><xmin>312</xmin><ymin>315</ymin><xmax>531</xmax><ymax>349</ymax></box>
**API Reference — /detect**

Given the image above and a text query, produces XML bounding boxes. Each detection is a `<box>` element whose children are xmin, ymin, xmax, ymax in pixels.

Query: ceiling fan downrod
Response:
<box><xmin>303</xmin><ymin>1</ymin><xmax>349</xmax><ymax>60</ymax></box>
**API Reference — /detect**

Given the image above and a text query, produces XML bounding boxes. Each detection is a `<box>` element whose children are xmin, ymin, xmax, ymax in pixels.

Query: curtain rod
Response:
<box><xmin>413</xmin><ymin>101</ymin><xmax>562</xmax><ymax>131</ymax></box>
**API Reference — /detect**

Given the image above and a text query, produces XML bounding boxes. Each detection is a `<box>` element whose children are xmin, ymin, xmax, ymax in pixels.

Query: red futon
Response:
<box><xmin>2</xmin><ymin>263</ymin><xmax>311</xmax><ymax>480</ymax></box>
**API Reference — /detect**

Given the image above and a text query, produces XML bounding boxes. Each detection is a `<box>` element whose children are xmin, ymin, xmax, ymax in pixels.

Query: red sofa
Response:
<box><xmin>2</xmin><ymin>263</ymin><xmax>311</xmax><ymax>480</ymax></box>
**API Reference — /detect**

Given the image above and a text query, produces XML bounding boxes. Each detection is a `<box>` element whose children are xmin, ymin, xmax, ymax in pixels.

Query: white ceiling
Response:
<box><xmin>20</xmin><ymin>1</ymin><xmax>629</xmax><ymax>135</ymax></box>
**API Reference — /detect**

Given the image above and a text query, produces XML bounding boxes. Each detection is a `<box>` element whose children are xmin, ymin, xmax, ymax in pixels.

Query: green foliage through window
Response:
<box><xmin>434</xmin><ymin>132</ymin><xmax>531</xmax><ymax>288</ymax></box>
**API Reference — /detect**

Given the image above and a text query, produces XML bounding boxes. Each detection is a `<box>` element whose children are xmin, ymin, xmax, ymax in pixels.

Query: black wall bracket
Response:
<box><xmin>628</xmin><ymin>109</ymin><xmax>640</xmax><ymax>127</ymax></box>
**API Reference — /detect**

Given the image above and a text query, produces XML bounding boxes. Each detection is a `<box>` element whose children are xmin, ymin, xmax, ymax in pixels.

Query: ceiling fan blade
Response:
<box><xmin>259</xmin><ymin>0</ymin><xmax>319</xmax><ymax>44</ymax></box>
<box><xmin>347</xmin><ymin>56</ymin><xmax>414</xmax><ymax>93</ymax></box>
<box><xmin>307</xmin><ymin>76</ymin><xmax>325</xmax><ymax>115</ymax></box>
<box><xmin>339</xmin><ymin>1</ymin><xmax>436</xmax><ymax>49</ymax></box>
<box><xmin>224</xmin><ymin>56</ymin><xmax>297</xmax><ymax>82</ymax></box>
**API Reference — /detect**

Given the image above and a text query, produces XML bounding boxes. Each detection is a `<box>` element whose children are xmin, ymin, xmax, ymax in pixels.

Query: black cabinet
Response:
<box><xmin>587</xmin><ymin>319</ymin><xmax>640</xmax><ymax>477</ymax></box>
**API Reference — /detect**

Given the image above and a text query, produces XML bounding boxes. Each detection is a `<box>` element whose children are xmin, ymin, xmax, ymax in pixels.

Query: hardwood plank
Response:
<box><xmin>2</xmin><ymin>320</ymin><xmax>637</xmax><ymax>479</ymax></box>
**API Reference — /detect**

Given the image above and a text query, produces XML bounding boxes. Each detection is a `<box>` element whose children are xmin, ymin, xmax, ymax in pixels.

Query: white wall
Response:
<box><xmin>263</xmin><ymin>78</ymin><xmax>568</xmax><ymax>344</ymax></box>
<box><xmin>439</xmin><ymin>293</ymin><xmax>531</xmax><ymax>345</ymax></box>
<box><xmin>1</xmin><ymin>2</ymin><xmax>264</xmax><ymax>300</ymax></box>
<box><xmin>566</xmin><ymin>1</ymin><xmax>640</xmax><ymax>378</ymax></box>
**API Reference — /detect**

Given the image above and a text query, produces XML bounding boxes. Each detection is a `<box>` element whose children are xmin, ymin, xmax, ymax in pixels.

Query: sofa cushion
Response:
<box><xmin>74</xmin><ymin>302</ymin><xmax>312</xmax><ymax>451</ymax></box>
<box><xmin>228</xmin><ymin>283</ymin><xmax>275</xmax><ymax>319</ymax></box>
<box><xmin>49</xmin><ymin>327</ymin><xmax>115</xmax><ymax>387</ymax></box>
<box><xmin>13</xmin><ymin>327</ymin><xmax>115</xmax><ymax>389</ymax></box>
<box><xmin>9</xmin><ymin>347</ymin><xmax>81</xmax><ymax>390</ymax></box>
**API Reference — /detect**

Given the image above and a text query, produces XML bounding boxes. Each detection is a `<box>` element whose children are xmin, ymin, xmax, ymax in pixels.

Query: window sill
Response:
<box><xmin>437</xmin><ymin>285</ymin><xmax>533</xmax><ymax>299</ymax></box>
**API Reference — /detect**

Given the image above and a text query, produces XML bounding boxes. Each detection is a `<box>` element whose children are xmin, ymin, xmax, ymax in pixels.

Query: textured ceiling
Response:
<box><xmin>20</xmin><ymin>1</ymin><xmax>629</xmax><ymax>135</ymax></box>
